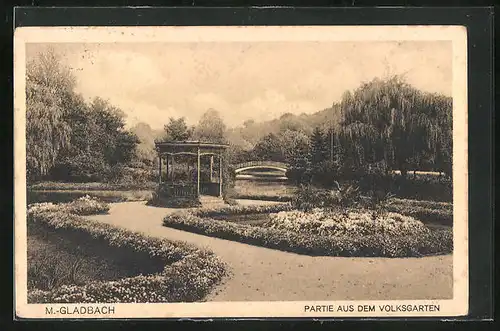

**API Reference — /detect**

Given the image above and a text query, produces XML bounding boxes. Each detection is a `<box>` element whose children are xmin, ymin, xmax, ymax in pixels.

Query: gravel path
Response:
<box><xmin>86</xmin><ymin>201</ymin><xmax>453</xmax><ymax>301</ymax></box>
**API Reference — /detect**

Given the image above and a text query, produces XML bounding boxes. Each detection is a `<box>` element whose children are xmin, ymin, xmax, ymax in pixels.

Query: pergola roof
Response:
<box><xmin>155</xmin><ymin>140</ymin><xmax>229</xmax><ymax>156</ymax></box>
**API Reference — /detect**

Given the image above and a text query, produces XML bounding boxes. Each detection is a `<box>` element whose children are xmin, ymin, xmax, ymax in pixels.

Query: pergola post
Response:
<box><xmin>219</xmin><ymin>152</ymin><xmax>223</xmax><ymax>197</ymax></box>
<box><xmin>210</xmin><ymin>155</ymin><xmax>214</xmax><ymax>182</ymax></box>
<box><xmin>166</xmin><ymin>154</ymin><xmax>169</xmax><ymax>181</ymax></box>
<box><xmin>158</xmin><ymin>154</ymin><xmax>162</xmax><ymax>184</ymax></box>
<box><xmin>171</xmin><ymin>155</ymin><xmax>175</xmax><ymax>181</ymax></box>
<box><xmin>197</xmin><ymin>147</ymin><xmax>201</xmax><ymax>196</ymax></box>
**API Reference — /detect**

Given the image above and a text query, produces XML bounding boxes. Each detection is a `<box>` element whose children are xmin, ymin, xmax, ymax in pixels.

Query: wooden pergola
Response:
<box><xmin>154</xmin><ymin>141</ymin><xmax>229</xmax><ymax>198</ymax></box>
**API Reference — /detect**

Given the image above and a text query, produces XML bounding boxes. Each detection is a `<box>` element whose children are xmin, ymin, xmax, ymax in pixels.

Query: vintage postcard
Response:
<box><xmin>14</xmin><ymin>25</ymin><xmax>468</xmax><ymax>319</ymax></box>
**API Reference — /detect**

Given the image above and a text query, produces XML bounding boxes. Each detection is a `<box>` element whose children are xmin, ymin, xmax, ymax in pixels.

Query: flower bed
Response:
<box><xmin>27</xmin><ymin>202</ymin><xmax>228</xmax><ymax>303</ymax></box>
<box><xmin>66</xmin><ymin>195</ymin><xmax>110</xmax><ymax>215</ymax></box>
<box><xmin>266</xmin><ymin>209</ymin><xmax>430</xmax><ymax>237</ymax></box>
<box><xmin>28</xmin><ymin>195</ymin><xmax>110</xmax><ymax>216</ymax></box>
<box><xmin>163</xmin><ymin>206</ymin><xmax>452</xmax><ymax>258</ymax></box>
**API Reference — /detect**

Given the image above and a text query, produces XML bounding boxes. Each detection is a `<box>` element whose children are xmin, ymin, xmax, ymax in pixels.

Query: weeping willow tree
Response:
<box><xmin>338</xmin><ymin>76</ymin><xmax>452</xmax><ymax>178</ymax></box>
<box><xmin>26</xmin><ymin>48</ymin><xmax>75</xmax><ymax>181</ymax></box>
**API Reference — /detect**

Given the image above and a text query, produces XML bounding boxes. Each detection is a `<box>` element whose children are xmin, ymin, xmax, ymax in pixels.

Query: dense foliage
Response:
<box><xmin>338</xmin><ymin>76</ymin><xmax>452</xmax><ymax>178</ymax></box>
<box><xmin>26</xmin><ymin>49</ymin><xmax>74</xmax><ymax>180</ymax></box>
<box><xmin>26</xmin><ymin>49</ymin><xmax>141</xmax><ymax>183</ymax></box>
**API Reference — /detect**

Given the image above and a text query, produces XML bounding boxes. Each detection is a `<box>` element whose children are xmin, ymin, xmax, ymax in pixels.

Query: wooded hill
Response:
<box><xmin>131</xmin><ymin>104</ymin><xmax>342</xmax><ymax>162</ymax></box>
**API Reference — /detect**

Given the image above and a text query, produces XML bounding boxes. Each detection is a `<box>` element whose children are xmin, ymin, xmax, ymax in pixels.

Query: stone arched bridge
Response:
<box><xmin>233</xmin><ymin>161</ymin><xmax>288</xmax><ymax>174</ymax></box>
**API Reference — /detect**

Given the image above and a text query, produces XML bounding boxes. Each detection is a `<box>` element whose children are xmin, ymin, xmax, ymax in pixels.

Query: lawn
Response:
<box><xmin>28</xmin><ymin>232</ymin><xmax>151</xmax><ymax>292</ymax></box>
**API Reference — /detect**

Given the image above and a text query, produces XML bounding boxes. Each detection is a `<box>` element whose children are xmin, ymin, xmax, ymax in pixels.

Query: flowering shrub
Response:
<box><xmin>28</xmin><ymin>195</ymin><xmax>110</xmax><ymax>216</ymax></box>
<box><xmin>147</xmin><ymin>184</ymin><xmax>201</xmax><ymax>208</ymax></box>
<box><xmin>163</xmin><ymin>208</ymin><xmax>452</xmax><ymax>258</ymax></box>
<box><xmin>27</xmin><ymin>206</ymin><xmax>228</xmax><ymax>303</ymax></box>
<box><xmin>265</xmin><ymin>209</ymin><xmax>429</xmax><ymax>237</ymax></box>
<box><xmin>65</xmin><ymin>195</ymin><xmax>110</xmax><ymax>215</ymax></box>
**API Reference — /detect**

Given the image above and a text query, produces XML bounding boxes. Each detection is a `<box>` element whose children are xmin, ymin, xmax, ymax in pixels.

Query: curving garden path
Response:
<box><xmin>86</xmin><ymin>201</ymin><xmax>453</xmax><ymax>301</ymax></box>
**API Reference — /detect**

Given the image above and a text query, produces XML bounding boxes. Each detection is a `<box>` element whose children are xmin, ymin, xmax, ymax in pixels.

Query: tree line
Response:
<box><xmin>26</xmin><ymin>49</ymin><xmax>140</xmax><ymax>183</ymax></box>
<box><xmin>26</xmin><ymin>49</ymin><xmax>232</xmax><ymax>184</ymax></box>
<box><xmin>228</xmin><ymin>76</ymin><xmax>453</xmax><ymax>186</ymax></box>
<box><xmin>26</xmin><ymin>49</ymin><xmax>452</xmax><ymax>189</ymax></box>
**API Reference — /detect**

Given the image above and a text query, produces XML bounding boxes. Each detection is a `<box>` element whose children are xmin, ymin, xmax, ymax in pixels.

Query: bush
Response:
<box><xmin>163</xmin><ymin>207</ymin><xmax>452</xmax><ymax>258</ymax></box>
<box><xmin>27</xmin><ymin>205</ymin><xmax>228</xmax><ymax>303</ymax></box>
<box><xmin>28</xmin><ymin>196</ymin><xmax>110</xmax><ymax>216</ymax></box>
<box><xmin>65</xmin><ymin>195</ymin><xmax>110</xmax><ymax>215</ymax></box>
<box><xmin>147</xmin><ymin>194</ymin><xmax>201</xmax><ymax>208</ymax></box>
<box><xmin>107</xmin><ymin>165</ymin><xmax>156</xmax><ymax>186</ymax></box>
<box><xmin>389</xmin><ymin>176</ymin><xmax>453</xmax><ymax>202</ymax></box>
<box><xmin>49</xmin><ymin>153</ymin><xmax>111</xmax><ymax>183</ymax></box>
<box><xmin>292</xmin><ymin>183</ymin><xmax>361</xmax><ymax>212</ymax></box>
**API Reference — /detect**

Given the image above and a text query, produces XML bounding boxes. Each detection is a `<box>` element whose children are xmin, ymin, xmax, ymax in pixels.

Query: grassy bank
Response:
<box><xmin>29</xmin><ymin>181</ymin><xmax>157</xmax><ymax>191</ymax></box>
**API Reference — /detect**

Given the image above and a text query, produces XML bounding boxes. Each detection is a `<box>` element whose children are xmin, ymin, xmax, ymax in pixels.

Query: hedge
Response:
<box><xmin>193</xmin><ymin>203</ymin><xmax>293</xmax><ymax>218</ymax></box>
<box><xmin>163</xmin><ymin>208</ymin><xmax>453</xmax><ymax>258</ymax></box>
<box><xmin>27</xmin><ymin>206</ymin><xmax>228</xmax><ymax>303</ymax></box>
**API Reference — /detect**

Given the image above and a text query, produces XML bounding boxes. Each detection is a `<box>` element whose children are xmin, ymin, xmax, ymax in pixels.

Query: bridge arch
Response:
<box><xmin>233</xmin><ymin>161</ymin><xmax>288</xmax><ymax>174</ymax></box>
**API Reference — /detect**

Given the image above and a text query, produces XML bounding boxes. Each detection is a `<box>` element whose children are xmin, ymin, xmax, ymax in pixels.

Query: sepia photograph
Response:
<box><xmin>14</xmin><ymin>25</ymin><xmax>468</xmax><ymax>318</ymax></box>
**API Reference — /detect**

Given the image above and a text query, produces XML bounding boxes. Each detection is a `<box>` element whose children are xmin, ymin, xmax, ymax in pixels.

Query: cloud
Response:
<box><xmin>26</xmin><ymin>41</ymin><xmax>452</xmax><ymax>130</ymax></box>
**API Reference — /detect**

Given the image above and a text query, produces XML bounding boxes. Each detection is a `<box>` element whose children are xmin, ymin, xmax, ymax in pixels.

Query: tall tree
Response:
<box><xmin>338</xmin><ymin>76</ymin><xmax>452</xmax><ymax>177</ymax></box>
<box><xmin>253</xmin><ymin>133</ymin><xmax>284</xmax><ymax>162</ymax></box>
<box><xmin>279</xmin><ymin>129</ymin><xmax>310</xmax><ymax>163</ymax></box>
<box><xmin>26</xmin><ymin>48</ymin><xmax>75</xmax><ymax>181</ymax></box>
<box><xmin>309</xmin><ymin>127</ymin><xmax>329</xmax><ymax>166</ymax></box>
<box><xmin>52</xmin><ymin>97</ymin><xmax>139</xmax><ymax>181</ymax></box>
<box><xmin>287</xmin><ymin>136</ymin><xmax>311</xmax><ymax>185</ymax></box>
<box><xmin>162</xmin><ymin>117</ymin><xmax>193</xmax><ymax>141</ymax></box>
<box><xmin>193</xmin><ymin>109</ymin><xmax>227</xmax><ymax>143</ymax></box>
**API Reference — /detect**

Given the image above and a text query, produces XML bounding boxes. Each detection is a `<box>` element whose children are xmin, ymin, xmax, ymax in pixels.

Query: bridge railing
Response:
<box><xmin>233</xmin><ymin>160</ymin><xmax>288</xmax><ymax>169</ymax></box>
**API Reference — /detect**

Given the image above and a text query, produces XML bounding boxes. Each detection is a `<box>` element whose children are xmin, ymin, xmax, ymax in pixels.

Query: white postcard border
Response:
<box><xmin>14</xmin><ymin>25</ymin><xmax>468</xmax><ymax>319</ymax></box>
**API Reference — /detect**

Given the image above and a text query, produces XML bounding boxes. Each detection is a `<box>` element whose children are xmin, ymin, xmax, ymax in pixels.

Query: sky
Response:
<box><xmin>26</xmin><ymin>41</ymin><xmax>452</xmax><ymax>129</ymax></box>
